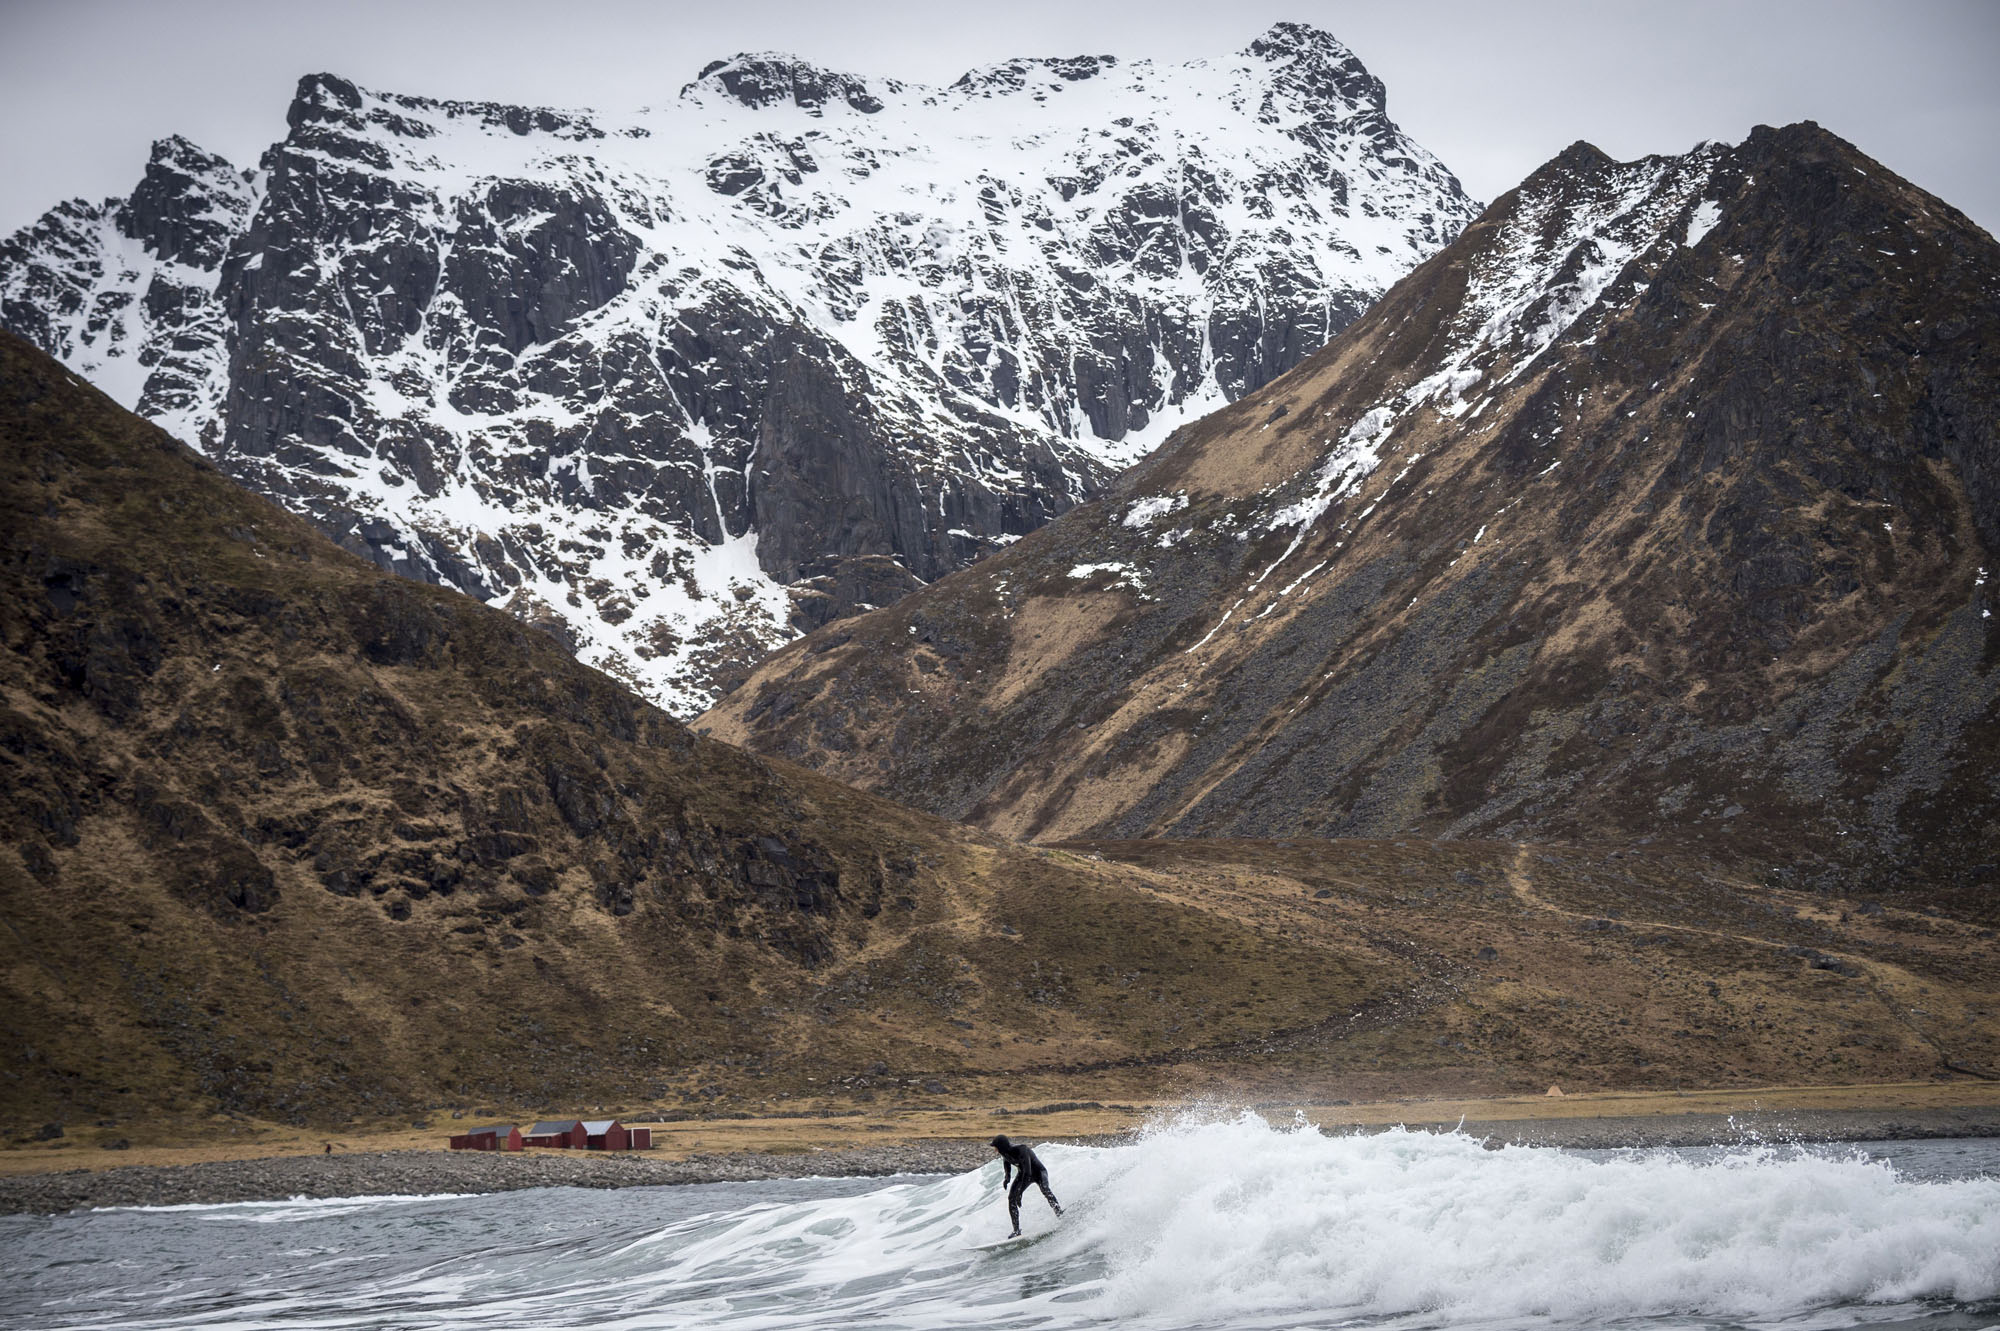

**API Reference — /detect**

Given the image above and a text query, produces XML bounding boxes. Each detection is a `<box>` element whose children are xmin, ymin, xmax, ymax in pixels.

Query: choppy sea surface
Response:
<box><xmin>4</xmin><ymin>1115</ymin><xmax>1998</xmax><ymax>1331</ymax></box>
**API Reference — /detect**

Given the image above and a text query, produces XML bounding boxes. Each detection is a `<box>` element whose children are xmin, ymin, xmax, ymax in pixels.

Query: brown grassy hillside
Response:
<box><xmin>3</xmin><ymin>327</ymin><xmax>1993</xmax><ymax>1140</ymax></box>
<box><xmin>703</xmin><ymin>124</ymin><xmax>2000</xmax><ymax>914</ymax></box>
<box><xmin>0</xmin><ymin>331</ymin><xmax>1373</xmax><ymax>1129</ymax></box>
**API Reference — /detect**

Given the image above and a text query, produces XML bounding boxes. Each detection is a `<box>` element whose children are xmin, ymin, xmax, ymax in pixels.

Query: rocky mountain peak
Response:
<box><xmin>1245</xmin><ymin>21</ymin><xmax>1384</xmax><ymax>110</ymax></box>
<box><xmin>0</xmin><ymin>128</ymin><xmax>251</xmax><ymax>433</ymax></box>
<box><xmin>948</xmin><ymin>54</ymin><xmax>1119</xmax><ymax>96</ymax></box>
<box><xmin>683</xmin><ymin>54</ymin><xmax>893</xmax><ymax>114</ymax></box>
<box><xmin>143</xmin><ymin>133</ymin><xmax>226</xmax><ymax>172</ymax></box>
<box><xmin>704</xmin><ymin>123</ymin><xmax>2000</xmax><ymax>905</ymax></box>
<box><xmin>3</xmin><ymin>32</ymin><xmax>1478</xmax><ymax>713</ymax></box>
<box><xmin>1533</xmin><ymin>139</ymin><xmax>1618</xmax><ymax>181</ymax></box>
<box><xmin>286</xmin><ymin>72</ymin><xmax>366</xmax><ymax>130</ymax></box>
<box><xmin>121</xmin><ymin>136</ymin><xmax>250</xmax><ymax>269</ymax></box>
<box><xmin>1740</xmin><ymin>119</ymin><xmax>1835</xmax><ymax>161</ymax></box>
<box><xmin>285</xmin><ymin>74</ymin><xmax>609</xmax><ymax>147</ymax></box>
<box><xmin>1246</xmin><ymin>19</ymin><xmax>1356</xmax><ymax>59</ymax></box>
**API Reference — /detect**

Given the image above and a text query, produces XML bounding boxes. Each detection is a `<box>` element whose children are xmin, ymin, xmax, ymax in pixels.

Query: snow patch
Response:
<box><xmin>1684</xmin><ymin>199</ymin><xmax>1722</xmax><ymax>248</ymax></box>
<box><xmin>1122</xmin><ymin>493</ymin><xmax>1188</xmax><ymax>528</ymax></box>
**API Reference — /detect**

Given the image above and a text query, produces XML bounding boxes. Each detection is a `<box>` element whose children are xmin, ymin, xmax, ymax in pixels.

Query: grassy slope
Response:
<box><xmin>0</xmin><ymin>332</ymin><xmax>1364</xmax><ymax>1129</ymax></box>
<box><xmin>701</xmin><ymin>125</ymin><xmax>2000</xmax><ymax>908</ymax></box>
<box><xmin>2</xmin><ymin>328</ymin><xmax>1993</xmax><ymax>1145</ymax></box>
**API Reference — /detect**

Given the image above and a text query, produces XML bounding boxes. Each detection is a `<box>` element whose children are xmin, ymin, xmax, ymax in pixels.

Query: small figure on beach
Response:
<box><xmin>989</xmin><ymin>1134</ymin><xmax>1062</xmax><ymax>1237</ymax></box>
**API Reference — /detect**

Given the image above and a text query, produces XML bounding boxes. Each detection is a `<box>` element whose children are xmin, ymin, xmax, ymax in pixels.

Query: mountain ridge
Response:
<box><xmin>0</xmin><ymin>326</ymin><xmax>1384</xmax><ymax>1122</ymax></box>
<box><xmin>4</xmin><ymin>326</ymin><xmax>1995</xmax><ymax>1131</ymax></box>
<box><xmin>702</xmin><ymin>120</ymin><xmax>2000</xmax><ymax>909</ymax></box>
<box><xmin>0</xmin><ymin>24</ymin><xmax>1477</xmax><ymax>713</ymax></box>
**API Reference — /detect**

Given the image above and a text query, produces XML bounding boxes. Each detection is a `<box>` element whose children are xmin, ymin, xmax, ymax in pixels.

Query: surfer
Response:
<box><xmin>989</xmin><ymin>1134</ymin><xmax>1062</xmax><ymax>1236</ymax></box>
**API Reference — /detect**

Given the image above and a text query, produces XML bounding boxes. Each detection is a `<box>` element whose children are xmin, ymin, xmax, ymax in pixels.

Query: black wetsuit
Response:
<box><xmin>990</xmin><ymin>1135</ymin><xmax>1062</xmax><ymax>1235</ymax></box>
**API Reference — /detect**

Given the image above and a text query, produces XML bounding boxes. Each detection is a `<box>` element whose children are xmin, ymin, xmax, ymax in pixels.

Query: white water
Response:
<box><xmin>6</xmin><ymin>1117</ymin><xmax>1998</xmax><ymax>1330</ymax></box>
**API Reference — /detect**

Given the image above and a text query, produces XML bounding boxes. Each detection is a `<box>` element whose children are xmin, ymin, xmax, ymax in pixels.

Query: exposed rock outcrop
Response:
<box><xmin>703</xmin><ymin>123</ymin><xmax>2000</xmax><ymax>910</ymax></box>
<box><xmin>0</xmin><ymin>328</ymin><xmax>1396</xmax><ymax>1124</ymax></box>
<box><xmin>0</xmin><ymin>25</ymin><xmax>1476</xmax><ymax>712</ymax></box>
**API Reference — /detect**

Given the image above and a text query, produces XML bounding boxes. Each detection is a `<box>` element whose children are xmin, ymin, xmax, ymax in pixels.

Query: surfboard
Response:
<box><xmin>967</xmin><ymin>1229</ymin><xmax>1056</xmax><ymax>1253</ymax></box>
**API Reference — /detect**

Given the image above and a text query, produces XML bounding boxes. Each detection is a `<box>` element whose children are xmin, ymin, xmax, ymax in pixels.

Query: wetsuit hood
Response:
<box><xmin>990</xmin><ymin>1135</ymin><xmax>1011</xmax><ymax>1150</ymax></box>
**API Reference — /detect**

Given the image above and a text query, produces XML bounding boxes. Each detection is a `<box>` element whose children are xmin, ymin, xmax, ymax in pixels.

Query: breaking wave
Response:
<box><xmin>6</xmin><ymin>1114</ymin><xmax>1998</xmax><ymax>1330</ymax></box>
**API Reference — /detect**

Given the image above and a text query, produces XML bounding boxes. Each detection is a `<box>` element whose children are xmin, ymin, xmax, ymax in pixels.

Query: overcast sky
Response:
<box><xmin>2</xmin><ymin>0</ymin><xmax>1996</xmax><ymax>237</ymax></box>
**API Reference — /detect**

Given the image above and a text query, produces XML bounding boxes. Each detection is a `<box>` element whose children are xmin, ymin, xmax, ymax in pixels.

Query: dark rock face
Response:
<box><xmin>4</xmin><ymin>329</ymin><xmax>1417</xmax><ymax>1125</ymax></box>
<box><xmin>704</xmin><ymin>123</ymin><xmax>2000</xmax><ymax>912</ymax></box>
<box><xmin>0</xmin><ymin>26</ymin><xmax>1476</xmax><ymax>712</ymax></box>
<box><xmin>124</xmin><ymin>136</ymin><xmax>246</xmax><ymax>269</ymax></box>
<box><xmin>687</xmin><ymin>55</ymin><xmax>895</xmax><ymax>115</ymax></box>
<box><xmin>0</xmin><ymin>328</ymin><xmax>939</xmax><ymax>1112</ymax></box>
<box><xmin>784</xmin><ymin>555</ymin><xmax>930</xmax><ymax>634</ymax></box>
<box><xmin>0</xmin><ymin>137</ymin><xmax>252</xmax><ymax>446</ymax></box>
<box><xmin>952</xmin><ymin>54</ymin><xmax>1118</xmax><ymax>95</ymax></box>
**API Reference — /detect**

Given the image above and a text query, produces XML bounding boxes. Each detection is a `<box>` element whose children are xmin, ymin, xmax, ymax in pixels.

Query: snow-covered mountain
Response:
<box><xmin>703</xmin><ymin>123</ymin><xmax>2000</xmax><ymax>897</ymax></box>
<box><xmin>0</xmin><ymin>22</ymin><xmax>1476</xmax><ymax>711</ymax></box>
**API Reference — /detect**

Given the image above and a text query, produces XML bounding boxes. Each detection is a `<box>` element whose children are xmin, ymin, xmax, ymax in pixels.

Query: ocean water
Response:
<box><xmin>4</xmin><ymin>1115</ymin><xmax>1998</xmax><ymax>1331</ymax></box>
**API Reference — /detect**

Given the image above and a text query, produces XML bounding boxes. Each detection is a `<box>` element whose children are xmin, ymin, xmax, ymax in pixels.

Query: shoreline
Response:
<box><xmin>6</xmin><ymin>1099</ymin><xmax>1999</xmax><ymax>1216</ymax></box>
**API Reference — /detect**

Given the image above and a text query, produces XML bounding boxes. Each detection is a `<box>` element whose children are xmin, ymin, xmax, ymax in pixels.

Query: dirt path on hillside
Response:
<box><xmin>1502</xmin><ymin>844</ymin><xmax>1997</xmax><ymax>1081</ymax></box>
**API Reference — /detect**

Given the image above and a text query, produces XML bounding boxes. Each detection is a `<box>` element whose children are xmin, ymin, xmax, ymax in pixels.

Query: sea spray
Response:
<box><xmin>1062</xmin><ymin>1113</ymin><xmax>2000</xmax><ymax>1323</ymax></box>
<box><xmin>5</xmin><ymin>1119</ymin><xmax>1998</xmax><ymax>1331</ymax></box>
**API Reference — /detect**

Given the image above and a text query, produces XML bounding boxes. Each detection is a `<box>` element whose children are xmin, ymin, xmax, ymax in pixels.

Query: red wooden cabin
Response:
<box><xmin>583</xmin><ymin>1119</ymin><xmax>626</xmax><ymax>1150</ymax></box>
<box><xmin>448</xmin><ymin>1124</ymin><xmax>523</xmax><ymax>1152</ymax></box>
<box><xmin>522</xmin><ymin>1119</ymin><xmax>588</xmax><ymax>1149</ymax></box>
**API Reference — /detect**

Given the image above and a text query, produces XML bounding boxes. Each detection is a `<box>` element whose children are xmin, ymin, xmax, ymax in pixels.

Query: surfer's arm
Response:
<box><xmin>1001</xmin><ymin>1158</ymin><xmax>1014</xmax><ymax>1186</ymax></box>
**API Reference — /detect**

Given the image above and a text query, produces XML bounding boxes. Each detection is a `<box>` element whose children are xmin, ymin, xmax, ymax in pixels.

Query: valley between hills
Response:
<box><xmin>3</xmin><ymin>324</ymin><xmax>1995</xmax><ymax>1165</ymax></box>
<box><xmin>1</xmin><ymin>40</ymin><xmax>1997</xmax><ymax>1192</ymax></box>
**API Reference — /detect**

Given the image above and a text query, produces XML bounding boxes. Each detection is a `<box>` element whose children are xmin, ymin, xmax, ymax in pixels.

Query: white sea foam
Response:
<box><xmin>10</xmin><ymin>1118</ymin><xmax>1999</xmax><ymax>1330</ymax></box>
<box><xmin>619</xmin><ymin>1117</ymin><xmax>2000</xmax><ymax>1330</ymax></box>
<box><xmin>1078</xmin><ymin>1114</ymin><xmax>2000</xmax><ymax>1324</ymax></box>
<box><xmin>97</xmin><ymin>1190</ymin><xmax>478</xmax><ymax>1217</ymax></box>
